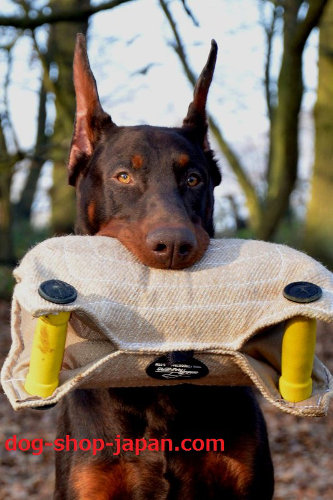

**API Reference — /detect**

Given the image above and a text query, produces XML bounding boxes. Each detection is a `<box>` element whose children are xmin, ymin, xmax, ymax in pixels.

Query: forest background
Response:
<box><xmin>0</xmin><ymin>0</ymin><xmax>332</xmax><ymax>299</ymax></box>
<box><xmin>0</xmin><ymin>1</ymin><xmax>333</xmax><ymax>499</ymax></box>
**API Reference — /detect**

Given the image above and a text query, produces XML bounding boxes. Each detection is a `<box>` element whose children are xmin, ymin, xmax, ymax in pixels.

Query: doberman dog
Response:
<box><xmin>55</xmin><ymin>34</ymin><xmax>274</xmax><ymax>499</ymax></box>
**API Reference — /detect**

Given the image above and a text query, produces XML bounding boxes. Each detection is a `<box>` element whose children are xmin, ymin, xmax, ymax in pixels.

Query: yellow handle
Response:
<box><xmin>279</xmin><ymin>316</ymin><xmax>316</xmax><ymax>402</ymax></box>
<box><xmin>24</xmin><ymin>311</ymin><xmax>70</xmax><ymax>398</ymax></box>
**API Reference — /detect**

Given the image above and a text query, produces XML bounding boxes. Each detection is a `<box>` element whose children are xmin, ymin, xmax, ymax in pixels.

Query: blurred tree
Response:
<box><xmin>48</xmin><ymin>0</ymin><xmax>89</xmax><ymax>234</ymax></box>
<box><xmin>0</xmin><ymin>0</ymin><xmax>134</xmax><ymax>249</ymax></box>
<box><xmin>0</xmin><ymin>0</ymin><xmax>134</xmax><ymax>298</ymax></box>
<box><xmin>304</xmin><ymin>0</ymin><xmax>333</xmax><ymax>268</ymax></box>
<box><xmin>0</xmin><ymin>130</ymin><xmax>16</xmax><ymax>264</ymax></box>
<box><xmin>14</xmin><ymin>33</ymin><xmax>50</xmax><ymax>225</ymax></box>
<box><xmin>0</xmin><ymin>39</ymin><xmax>23</xmax><ymax>264</ymax></box>
<box><xmin>0</xmin><ymin>0</ymin><xmax>132</xmax><ymax>29</ymax></box>
<box><xmin>160</xmin><ymin>0</ymin><xmax>328</xmax><ymax>240</ymax></box>
<box><xmin>0</xmin><ymin>0</ymin><xmax>330</xmax><ymax>260</ymax></box>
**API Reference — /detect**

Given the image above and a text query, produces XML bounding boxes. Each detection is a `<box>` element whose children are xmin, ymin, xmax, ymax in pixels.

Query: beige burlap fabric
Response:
<box><xmin>1</xmin><ymin>236</ymin><xmax>333</xmax><ymax>416</ymax></box>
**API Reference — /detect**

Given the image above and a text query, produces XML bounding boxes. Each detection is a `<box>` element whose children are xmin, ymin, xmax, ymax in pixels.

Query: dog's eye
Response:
<box><xmin>116</xmin><ymin>172</ymin><xmax>132</xmax><ymax>184</ymax></box>
<box><xmin>186</xmin><ymin>174</ymin><xmax>200</xmax><ymax>187</ymax></box>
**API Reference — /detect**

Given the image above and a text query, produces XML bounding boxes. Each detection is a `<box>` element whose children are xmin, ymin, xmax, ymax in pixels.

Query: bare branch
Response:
<box><xmin>159</xmin><ymin>0</ymin><xmax>196</xmax><ymax>86</ymax></box>
<box><xmin>2</xmin><ymin>43</ymin><xmax>22</xmax><ymax>153</ymax></box>
<box><xmin>31</xmin><ymin>31</ymin><xmax>57</xmax><ymax>96</ymax></box>
<box><xmin>208</xmin><ymin>116</ymin><xmax>263</xmax><ymax>229</ymax></box>
<box><xmin>0</xmin><ymin>31</ymin><xmax>21</xmax><ymax>51</ymax></box>
<box><xmin>159</xmin><ymin>0</ymin><xmax>262</xmax><ymax>228</ymax></box>
<box><xmin>259</xmin><ymin>1</ymin><xmax>280</xmax><ymax>122</ymax></box>
<box><xmin>0</xmin><ymin>0</ymin><xmax>134</xmax><ymax>29</ymax></box>
<box><xmin>179</xmin><ymin>0</ymin><xmax>199</xmax><ymax>27</ymax></box>
<box><xmin>293</xmin><ymin>0</ymin><xmax>328</xmax><ymax>50</ymax></box>
<box><xmin>0</xmin><ymin>115</ymin><xmax>8</xmax><ymax>156</ymax></box>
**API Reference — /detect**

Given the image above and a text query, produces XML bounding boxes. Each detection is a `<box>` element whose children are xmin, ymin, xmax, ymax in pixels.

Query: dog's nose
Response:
<box><xmin>146</xmin><ymin>227</ymin><xmax>197</xmax><ymax>269</ymax></box>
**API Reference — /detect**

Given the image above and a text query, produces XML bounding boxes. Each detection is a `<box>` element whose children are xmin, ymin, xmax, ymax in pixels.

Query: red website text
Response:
<box><xmin>5</xmin><ymin>434</ymin><xmax>225</xmax><ymax>456</ymax></box>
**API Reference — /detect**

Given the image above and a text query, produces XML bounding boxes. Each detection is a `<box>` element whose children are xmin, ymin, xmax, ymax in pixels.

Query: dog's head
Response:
<box><xmin>68</xmin><ymin>34</ymin><xmax>221</xmax><ymax>270</ymax></box>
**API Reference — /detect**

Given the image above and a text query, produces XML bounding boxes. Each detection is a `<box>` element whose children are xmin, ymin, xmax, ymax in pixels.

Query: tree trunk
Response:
<box><xmin>256</xmin><ymin>2</ymin><xmax>303</xmax><ymax>240</ymax></box>
<box><xmin>304</xmin><ymin>0</ymin><xmax>333</xmax><ymax>268</ymax></box>
<box><xmin>0</xmin><ymin>112</ymin><xmax>16</xmax><ymax>264</ymax></box>
<box><xmin>257</xmin><ymin>49</ymin><xmax>302</xmax><ymax>240</ymax></box>
<box><xmin>49</xmin><ymin>0</ymin><xmax>90</xmax><ymax>234</ymax></box>
<box><xmin>161</xmin><ymin>0</ymin><xmax>327</xmax><ymax>241</ymax></box>
<box><xmin>15</xmin><ymin>80</ymin><xmax>48</xmax><ymax>222</ymax></box>
<box><xmin>0</xmin><ymin>165</ymin><xmax>14</xmax><ymax>263</ymax></box>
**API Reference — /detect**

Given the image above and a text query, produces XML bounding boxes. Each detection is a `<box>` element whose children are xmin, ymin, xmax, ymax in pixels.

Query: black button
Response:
<box><xmin>38</xmin><ymin>279</ymin><xmax>77</xmax><ymax>304</ymax></box>
<box><xmin>283</xmin><ymin>281</ymin><xmax>322</xmax><ymax>303</ymax></box>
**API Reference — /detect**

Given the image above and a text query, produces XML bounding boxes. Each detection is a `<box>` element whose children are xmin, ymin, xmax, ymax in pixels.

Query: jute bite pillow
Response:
<box><xmin>1</xmin><ymin>236</ymin><xmax>333</xmax><ymax>416</ymax></box>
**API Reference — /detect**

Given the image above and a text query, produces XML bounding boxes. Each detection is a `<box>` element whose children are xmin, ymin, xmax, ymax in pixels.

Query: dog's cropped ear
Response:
<box><xmin>182</xmin><ymin>40</ymin><xmax>217</xmax><ymax>150</ymax></box>
<box><xmin>68</xmin><ymin>34</ymin><xmax>115</xmax><ymax>186</ymax></box>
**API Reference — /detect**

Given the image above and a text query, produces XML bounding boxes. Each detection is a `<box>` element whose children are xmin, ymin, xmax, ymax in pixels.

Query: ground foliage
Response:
<box><xmin>0</xmin><ymin>300</ymin><xmax>332</xmax><ymax>499</ymax></box>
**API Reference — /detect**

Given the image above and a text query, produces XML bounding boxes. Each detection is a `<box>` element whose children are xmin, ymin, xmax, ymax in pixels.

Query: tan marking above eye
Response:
<box><xmin>116</xmin><ymin>172</ymin><xmax>132</xmax><ymax>184</ymax></box>
<box><xmin>131</xmin><ymin>154</ymin><xmax>143</xmax><ymax>169</ymax></box>
<box><xmin>187</xmin><ymin>174</ymin><xmax>200</xmax><ymax>187</ymax></box>
<box><xmin>178</xmin><ymin>153</ymin><xmax>190</xmax><ymax>167</ymax></box>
